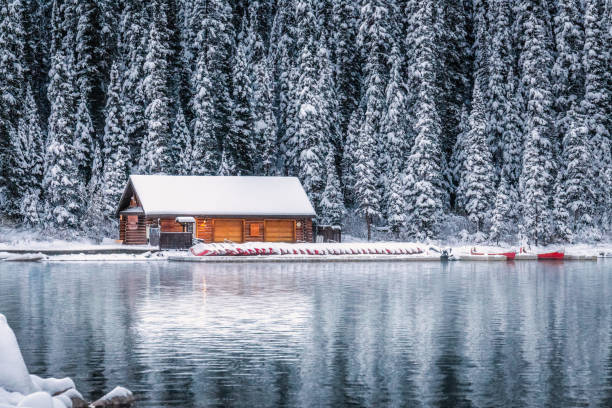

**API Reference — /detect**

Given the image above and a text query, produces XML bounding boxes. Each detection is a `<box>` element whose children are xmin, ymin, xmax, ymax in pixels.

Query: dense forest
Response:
<box><xmin>0</xmin><ymin>0</ymin><xmax>610</xmax><ymax>243</ymax></box>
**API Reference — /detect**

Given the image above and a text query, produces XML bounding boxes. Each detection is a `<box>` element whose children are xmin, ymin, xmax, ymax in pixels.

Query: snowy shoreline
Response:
<box><xmin>0</xmin><ymin>240</ymin><xmax>610</xmax><ymax>263</ymax></box>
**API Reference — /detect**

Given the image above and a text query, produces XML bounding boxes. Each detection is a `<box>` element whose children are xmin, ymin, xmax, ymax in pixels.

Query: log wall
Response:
<box><xmin>123</xmin><ymin>215</ymin><xmax>147</xmax><ymax>245</ymax></box>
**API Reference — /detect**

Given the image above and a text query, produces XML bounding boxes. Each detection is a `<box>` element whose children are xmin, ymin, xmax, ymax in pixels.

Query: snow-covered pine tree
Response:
<box><xmin>191</xmin><ymin>0</ymin><xmax>234</xmax><ymax>159</ymax></box>
<box><xmin>486</xmin><ymin>0</ymin><xmax>514</xmax><ymax>172</ymax></box>
<box><xmin>519</xmin><ymin>1</ymin><xmax>557</xmax><ymax>245</ymax></box>
<box><xmin>81</xmin><ymin>141</ymin><xmax>105</xmax><ymax>237</ymax></box>
<box><xmin>316</xmin><ymin>36</ymin><xmax>341</xmax><ymax>165</ymax></box>
<box><xmin>139</xmin><ymin>0</ymin><xmax>172</xmax><ymax>174</ymax></box>
<box><xmin>319</xmin><ymin>149</ymin><xmax>347</xmax><ymax>227</ymax></box>
<box><xmin>490</xmin><ymin>69</ymin><xmax>524</xmax><ymax>243</ymax></box>
<box><xmin>249</xmin><ymin>12</ymin><xmax>278</xmax><ymax>175</ymax></box>
<box><xmin>341</xmin><ymin>107</ymin><xmax>362</xmax><ymax>207</ymax></box>
<box><xmin>43</xmin><ymin>49</ymin><xmax>82</xmax><ymax>229</ymax></box>
<box><xmin>581</xmin><ymin>0</ymin><xmax>611</xmax><ymax>234</ymax></box>
<box><xmin>173</xmin><ymin>108</ymin><xmax>192</xmax><ymax>175</ymax></box>
<box><xmin>357</xmin><ymin>0</ymin><xmax>394</xmax><ymax>212</ymax></box>
<box><xmin>462</xmin><ymin>77</ymin><xmax>495</xmax><ymax>233</ymax></box>
<box><xmin>100</xmin><ymin>62</ymin><xmax>129</xmax><ymax>221</ymax></box>
<box><xmin>0</xmin><ymin>0</ymin><xmax>27</xmax><ymax>217</ymax></box>
<box><xmin>75</xmin><ymin>0</ymin><xmax>103</xmax><ymax>132</ymax></box>
<box><xmin>555</xmin><ymin>110</ymin><xmax>593</xmax><ymax>239</ymax></box>
<box><xmin>436</xmin><ymin>0</ymin><xmax>472</xmax><ymax>174</ymax></box>
<box><xmin>551</xmin><ymin>0</ymin><xmax>584</xmax><ymax>151</ymax></box>
<box><xmin>387</xmin><ymin>173</ymin><xmax>408</xmax><ymax>238</ymax></box>
<box><xmin>295</xmin><ymin>37</ymin><xmax>326</xmax><ymax>210</ymax></box>
<box><xmin>450</xmin><ymin>105</ymin><xmax>470</xmax><ymax>212</ymax></box>
<box><xmin>331</xmin><ymin>0</ymin><xmax>360</xmax><ymax>140</ymax></box>
<box><xmin>119</xmin><ymin>0</ymin><xmax>148</xmax><ymax>165</ymax></box>
<box><xmin>353</xmin><ymin>120</ymin><xmax>381</xmax><ymax>241</ymax></box>
<box><xmin>380</xmin><ymin>43</ymin><xmax>409</xmax><ymax>223</ymax></box>
<box><xmin>8</xmin><ymin>85</ymin><xmax>44</xmax><ymax>226</ymax></box>
<box><xmin>191</xmin><ymin>61</ymin><xmax>220</xmax><ymax>175</ymax></box>
<box><xmin>269</xmin><ymin>2</ymin><xmax>297</xmax><ymax>175</ymax></box>
<box><xmin>404</xmin><ymin>0</ymin><xmax>445</xmax><ymax>240</ymax></box>
<box><xmin>226</xmin><ymin>16</ymin><xmax>254</xmax><ymax>176</ymax></box>
<box><xmin>74</xmin><ymin>93</ymin><xmax>94</xmax><ymax>188</ymax></box>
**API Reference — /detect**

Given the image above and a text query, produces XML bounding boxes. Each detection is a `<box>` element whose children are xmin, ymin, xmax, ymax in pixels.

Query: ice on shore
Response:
<box><xmin>0</xmin><ymin>313</ymin><xmax>131</xmax><ymax>408</ymax></box>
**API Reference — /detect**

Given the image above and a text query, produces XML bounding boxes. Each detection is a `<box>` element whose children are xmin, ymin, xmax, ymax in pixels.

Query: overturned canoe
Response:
<box><xmin>537</xmin><ymin>251</ymin><xmax>564</xmax><ymax>260</ymax></box>
<box><xmin>4</xmin><ymin>253</ymin><xmax>46</xmax><ymax>262</ymax></box>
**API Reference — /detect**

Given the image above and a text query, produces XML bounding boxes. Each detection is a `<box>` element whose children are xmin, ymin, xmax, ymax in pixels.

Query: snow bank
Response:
<box><xmin>0</xmin><ymin>314</ymin><xmax>131</xmax><ymax>408</ymax></box>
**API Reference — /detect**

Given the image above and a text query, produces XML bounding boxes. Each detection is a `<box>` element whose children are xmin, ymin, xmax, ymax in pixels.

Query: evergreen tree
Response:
<box><xmin>74</xmin><ymin>94</ymin><xmax>94</xmax><ymax>187</ymax></box>
<box><xmin>227</xmin><ymin>16</ymin><xmax>254</xmax><ymax>176</ymax></box>
<box><xmin>43</xmin><ymin>49</ymin><xmax>81</xmax><ymax>229</ymax></box>
<box><xmin>519</xmin><ymin>1</ymin><xmax>556</xmax><ymax>245</ymax></box>
<box><xmin>191</xmin><ymin>0</ymin><xmax>234</xmax><ymax>158</ymax></box>
<box><xmin>249</xmin><ymin>14</ymin><xmax>278</xmax><ymax>175</ymax></box>
<box><xmin>139</xmin><ymin>0</ymin><xmax>172</xmax><ymax>174</ymax></box>
<box><xmin>357</xmin><ymin>0</ymin><xmax>394</xmax><ymax>209</ymax></box>
<box><xmin>450</xmin><ymin>105</ymin><xmax>470</xmax><ymax>212</ymax></box>
<box><xmin>269</xmin><ymin>1</ymin><xmax>297</xmax><ymax>175</ymax></box>
<box><xmin>353</xmin><ymin>120</ymin><xmax>381</xmax><ymax>241</ymax></box>
<box><xmin>8</xmin><ymin>85</ymin><xmax>44</xmax><ymax>225</ymax></box>
<box><xmin>551</xmin><ymin>0</ymin><xmax>584</xmax><ymax>148</ymax></box>
<box><xmin>295</xmin><ymin>38</ymin><xmax>327</xmax><ymax>207</ymax></box>
<box><xmin>581</xmin><ymin>0</ymin><xmax>611</xmax><ymax>233</ymax></box>
<box><xmin>555</xmin><ymin>110</ymin><xmax>594</xmax><ymax>238</ymax></box>
<box><xmin>486</xmin><ymin>0</ymin><xmax>514</xmax><ymax>172</ymax></box>
<box><xmin>319</xmin><ymin>149</ymin><xmax>347</xmax><ymax>226</ymax></box>
<box><xmin>490</xmin><ymin>69</ymin><xmax>523</xmax><ymax>242</ymax></box>
<box><xmin>462</xmin><ymin>78</ymin><xmax>495</xmax><ymax>232</ymax></box>
<box><xmin>191</xmin><ymin>62</ymin><xmax>220</xmax><ymax>175</ymax></box>
<box><xmin>100</xmin><ymin>62</ymin><xmax>129</xmax><ymax>220</ymax></box>
<box><xmin>119</xmin><ymin>0</ymin><xmax>148</xmax><ymax>164</ymax></box>
<box><xmin>387</xmin><ymin>174</ymin><xmax>408</xmax><ymax>237</ymax></box>
<box><xmin>404</xmin><ymin>0</ymin><xmax>445</xmax><ymax>240</ymax></box>
<box><xmin>332</xmin><ymin>0</ymin><xmax>361</xmax><ymax>139</ymax></box>
<box><xmin>0</xmin><ymin>0</ymin><xmax>27</xmax><ymax>216</ymax></box>
<box><xmin>341</xmin><ymin>107</ymin><xmax>362</xmax><ymax>206</ymax></box>
<box><xmin>380</xmin><ymin>44</ymin><xmax>409</xmax><ymax>219</ymax></box>
<box><xmin>174</xmin><ymin>108</ymin><xmax>192</xmax><ymax>175</ymax></box>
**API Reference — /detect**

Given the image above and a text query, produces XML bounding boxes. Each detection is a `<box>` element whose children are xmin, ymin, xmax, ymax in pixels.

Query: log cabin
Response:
<box><xmin>116</xmin><ymin>175</ymin><xmax>316</xmax><ymax>245</ymax></box>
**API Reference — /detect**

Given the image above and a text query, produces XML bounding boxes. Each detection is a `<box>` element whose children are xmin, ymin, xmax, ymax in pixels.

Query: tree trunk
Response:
<box><xmin>366</xmin><ymin>214</ymin><xmax>371</xmax><ymax>241</ymax></box>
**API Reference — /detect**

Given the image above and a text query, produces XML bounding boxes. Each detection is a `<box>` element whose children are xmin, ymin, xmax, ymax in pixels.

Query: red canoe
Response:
<box><xmin>489</xmin><ymin>251</ymin><xmax>516</xmax><ymax>260</ymax></box>
<box><xmin>471</xmin><ymin>248</ymin><xmax>516</xmax><ymax>260</ymax></box>
<box><xmin>537</xmin><ymin>251</ymin><xmax>564</xmax><ymax>259</ymax></box>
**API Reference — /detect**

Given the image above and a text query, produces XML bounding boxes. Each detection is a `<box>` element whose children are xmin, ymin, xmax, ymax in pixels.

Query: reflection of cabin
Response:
<box><xmin>116</xmin><ymin>175</ymin><xmax>316</xmax><ymax>245</ymax></box>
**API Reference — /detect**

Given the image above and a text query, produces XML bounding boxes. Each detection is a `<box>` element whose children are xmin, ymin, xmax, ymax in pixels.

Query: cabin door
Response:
<box><xmin>264</xmin><ymin>220</ymin><xmax>296</xmax><ymax>242</ymax></box>
<box><xmin>213</xmin><ymin>219</ymin><xmax>244</xmax><ymax>243</ymax></box>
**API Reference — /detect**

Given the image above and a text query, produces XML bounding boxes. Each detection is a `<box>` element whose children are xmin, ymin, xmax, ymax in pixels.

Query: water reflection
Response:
<box><xmin>0</xmin><ymin>260</ymin><xmax>611</xmax><ymax>407</ymax></box>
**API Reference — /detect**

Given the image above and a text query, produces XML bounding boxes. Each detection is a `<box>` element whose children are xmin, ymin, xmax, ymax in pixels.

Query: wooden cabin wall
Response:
<box><xmin>130</xmin><ymin>216</ymin><xmax>314</xmax><ymax>244</ymax></box>
<box><xmin>296</xmin><ymin>218</ymin><xmax>313</xmax><ymax>242</ymax></box>
<box><xmin>124</xmin><ymin>215</ymin><xmax>147</xmax><ymax>245</ymax></box>
<box><xmin>195</xmin><ymin>218</ymin><xmax>213</xmax><ymax>241</ymax></box>
<box><xmin>119</xmin><ymin>216</ymin><xmax>126</xmax><ymax>242</ymax></box>
<box><xmin>160</xmin><ymin>219</ymin><xmax>183</xmax><ymax>233</ymax></box>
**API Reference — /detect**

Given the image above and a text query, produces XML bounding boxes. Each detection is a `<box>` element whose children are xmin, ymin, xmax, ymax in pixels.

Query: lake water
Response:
<box><xmin>1</xmin><ymin>260</ymin><xmax>611</xmax><ymax>407</ymax></box>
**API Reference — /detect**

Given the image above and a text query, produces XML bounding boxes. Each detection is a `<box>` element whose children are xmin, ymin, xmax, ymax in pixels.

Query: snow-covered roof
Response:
<box><xmin>118</xmin><ymin>175</ymin><xmax>316</xmax><ymax>218</ymax></box>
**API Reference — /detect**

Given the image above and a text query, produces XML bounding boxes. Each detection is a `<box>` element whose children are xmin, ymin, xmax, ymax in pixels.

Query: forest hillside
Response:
<box><xmin>0</xmin><ymin>0</ymin><xmax>610</xmax><ymax>244</ymax></box>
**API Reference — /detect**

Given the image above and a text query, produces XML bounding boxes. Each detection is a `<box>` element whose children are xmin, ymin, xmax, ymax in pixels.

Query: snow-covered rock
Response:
<box><xmin>91</xmin><ymin>387</ymin><xmax>134</xmax><ymax>407</ymax></box>
<box><xmin>0</xmin><ymin>315</ymin><xmax>34</xmax><ymax>395</ymax></box>
<box><xmin>0</xmin><ymin>314</ymin><xmax>131</xmax><ymax>408</ymax></box>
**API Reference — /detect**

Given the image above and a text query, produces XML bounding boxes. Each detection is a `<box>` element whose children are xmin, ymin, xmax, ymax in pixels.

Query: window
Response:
<box><xmin>250</xmin><ymin>223</ymin><xmax>260</xmax><ymax>236</ymax></box>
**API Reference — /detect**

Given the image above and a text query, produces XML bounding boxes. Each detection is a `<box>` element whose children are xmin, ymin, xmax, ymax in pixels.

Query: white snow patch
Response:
<box><xmin>98</xmin><ymin>386</ymin><xmax>132</xmax><ymax>401</ymax></box>
<box><xmin>0</xmin><ymin>314</ymin><xmax>129</xmax><ymax>408</ymax></box>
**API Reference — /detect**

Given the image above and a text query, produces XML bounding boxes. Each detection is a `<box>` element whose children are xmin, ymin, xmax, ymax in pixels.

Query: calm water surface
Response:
<box><xmin>1</xmin><ymin>260</ymin><xmax>612</xmax><ymax>407</ymax></box>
